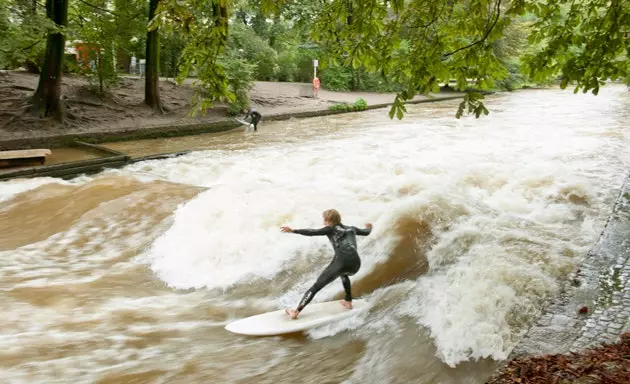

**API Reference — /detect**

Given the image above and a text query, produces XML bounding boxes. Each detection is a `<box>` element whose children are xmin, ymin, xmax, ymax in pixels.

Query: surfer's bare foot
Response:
<box><xmin>340</xmin><ymin>300</ymin><xmax>353</xmax><ymax>310</ymax></box>
<box><xmin>285</xmin><ymin>308</ymin><xmax>299</xmax><ymax>320</ymax></box>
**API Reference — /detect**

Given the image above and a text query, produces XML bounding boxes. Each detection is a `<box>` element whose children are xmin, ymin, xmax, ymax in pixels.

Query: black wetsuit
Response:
<box><xmin>244</xmin><ymin>109</ymin><xmax>262</xmax><ymax>131</ymax></box>
<box><xmin>292</xmin><ymin>224</ymin><xmax>371</xmax><ymax>311</ymax></box>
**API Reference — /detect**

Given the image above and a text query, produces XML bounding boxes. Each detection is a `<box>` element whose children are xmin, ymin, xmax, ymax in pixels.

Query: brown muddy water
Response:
<box><xmin>1</xmin><ymin>85</ymin><xmax>629</xmax><ymax>383</ymax></box>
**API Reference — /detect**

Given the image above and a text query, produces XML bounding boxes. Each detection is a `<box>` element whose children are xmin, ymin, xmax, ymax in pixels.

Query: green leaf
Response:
<box><xmin>388</xmin><ymin>105</ymin><xmax>396</xmax><ymax>119</ymax></box>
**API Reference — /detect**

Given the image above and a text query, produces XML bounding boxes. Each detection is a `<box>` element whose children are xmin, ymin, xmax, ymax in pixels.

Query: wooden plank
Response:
<box><xmin>0</xmin><ymin>149</ymin><xmax>51</xmax><ymax>160</ymax></box>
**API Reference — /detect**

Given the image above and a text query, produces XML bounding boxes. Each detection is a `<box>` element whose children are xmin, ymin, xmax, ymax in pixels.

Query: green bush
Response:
<box><xmin>253</xmin><ymin>46</ymin><xmax>278</xmax><ymax>81</ymax></box>
<box><xmin>358</xmin><ymin>71</ymin><xmax>404</xmax><ymax>92</ymax></box>
<box><xmin>228</xmin><ymin>24</ymin><xmax>278</xmax><ymax>81</ymax></box>
<box><xmin>329</xmin><ymin>103</ymin><xmax>352</xmax><ymax>111</ymax></box>
<box><xmin>495</xmin><ymin>61</ymin><xmax>528</xmax><ymax>91</ymax></box>
<box><xmin>219</xmin><ymin>54</ymin><xmax>256</xmax><ymax>116</ymax></box>
<box><xmin>329</xmin><ymin>98</ymin><xmax>369</xmax><ymax>112</ymax></box>
<box><xmin>160</xmin><ymin>33</ymin><xmax>186</xmax><ymax>78</ymax></box>
<box><xmin>320</xmin><ymin>65</ymin><xmax>352</xmax><ymax>91</ymax></box>
<box><xmin>295</xmin><ymin>47</ymin><xmax>319</xmax><ymax>82</ymax></box>
<box><xmin>353</xmin><ymin>98</ymin><xmax>368</xmax><ymax>111</ymax></box>
<box><xmin>277</xmin><ymin>49</ymin><xmax>297</xmax><ymax>82</ymax></box>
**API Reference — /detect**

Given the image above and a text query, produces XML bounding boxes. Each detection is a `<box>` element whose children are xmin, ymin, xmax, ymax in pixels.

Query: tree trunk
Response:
<box><xmin>32</xmin><ymin>0</ymin><xmax>68</xmax><ymax>122</ymax></box>
<box><xmin>98</xmin><ymin>54</ymin><xmax>104</xmax><ymax>93</ymax></box>
<box><xmin>144</xmin><ymin>0</ymin><xmax>162</xmax><ymax>111</ymax></box>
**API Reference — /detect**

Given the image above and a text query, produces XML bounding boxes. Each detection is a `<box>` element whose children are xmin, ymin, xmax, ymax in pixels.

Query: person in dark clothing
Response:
<box><xmin>243</xmin><ymin>107</ymin><xmax>262</xmax><ymax>132</ymax></box>
<box><xmin>281</xmin><ymin>209</ymin><xmax>373</xmax><ymax>320</ymax></box>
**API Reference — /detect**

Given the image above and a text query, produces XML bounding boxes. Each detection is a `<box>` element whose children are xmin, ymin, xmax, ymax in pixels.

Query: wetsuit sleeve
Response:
<box><xmin>352</xmin><ymin>226</ymin><xmax>372</xmax><ymax>236</ymax></box>
<box><xmin>292</xmin><ymin>226</ymin><xmax>334</xmax><ymax>236</ymax></box>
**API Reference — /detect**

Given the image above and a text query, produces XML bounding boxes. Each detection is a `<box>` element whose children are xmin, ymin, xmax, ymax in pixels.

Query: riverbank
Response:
<box><xmin>0</xmin><ymin>71</ymin><xmax>464</xmax><ymax>150</ymax></box>
<box><xmin>487</xmin><ymin>171</ymin><xmax>630</xmax><ymax>382</ymax></box>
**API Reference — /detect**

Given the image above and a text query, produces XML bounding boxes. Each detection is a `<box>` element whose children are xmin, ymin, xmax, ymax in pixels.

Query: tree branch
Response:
<box><xmin>441</xmin><ymin>0</ymin><xmax>502</xmax><ymax>58</ymax></box>
<box><xmin>407</xmin><ymin>1</ymin><xmax>448</xmax><ymax>31</ymax></box>
<box><xmin>0</xmin><ymin>38</ymin><xmax>43</xmax><ymax>54</ymax></box>
<box><xmin>76</xmin><ymin>0</ymin><xmax>119</xmax><ymax>16</ymax></box>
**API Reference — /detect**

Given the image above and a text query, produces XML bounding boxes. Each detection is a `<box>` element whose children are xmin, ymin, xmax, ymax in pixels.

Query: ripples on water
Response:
<box><xmin>1</xmin><ymin>86</ymin><xmax>629</xmax><ymax>383</ymax></box>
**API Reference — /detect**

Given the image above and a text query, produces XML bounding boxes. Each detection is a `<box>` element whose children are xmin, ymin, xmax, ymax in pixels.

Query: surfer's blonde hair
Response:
<box><xmin>323</xmin><ymin>209</ymin><xmax>341</xmax><ymax>225</ymax></box>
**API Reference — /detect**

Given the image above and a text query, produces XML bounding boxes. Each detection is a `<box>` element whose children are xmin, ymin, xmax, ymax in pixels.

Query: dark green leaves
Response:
<box><xmin>388</xmin><ymin>95</ymin><xmax>406</xmax><ymax>120</ymax></box>
<box><xmin>456</xmin><ymin>92</ymin><xmax>489</xmax><ymax>119</ymax></box>
<box><xmin>523</xmin><ymin>0</ymin><xmax>629</xmax><ymax>97</ymax></box>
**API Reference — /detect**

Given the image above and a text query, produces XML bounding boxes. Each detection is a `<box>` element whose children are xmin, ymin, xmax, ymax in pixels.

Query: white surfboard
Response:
<box><xmin>235</xmin><ymin>118</ymin><xmax>251</xmax><ymax>127</ymax></box>
<box><xmin>224</xmin><ymin>299</ymin><xmax>369</xmax><ymax>336</ymax></box>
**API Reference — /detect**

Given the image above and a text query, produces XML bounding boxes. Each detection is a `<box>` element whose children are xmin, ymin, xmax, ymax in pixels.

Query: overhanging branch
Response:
<box><xmin>441</xmin><ymin>0</ymin><xmax>502</xmax><ymax>58</ymax></box>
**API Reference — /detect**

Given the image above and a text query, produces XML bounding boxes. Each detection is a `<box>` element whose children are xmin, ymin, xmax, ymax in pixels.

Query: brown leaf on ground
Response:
<box><xmin>487</xmin><ymin>334</ymin><xmax>630</xmax><ymax>384</ymax></box>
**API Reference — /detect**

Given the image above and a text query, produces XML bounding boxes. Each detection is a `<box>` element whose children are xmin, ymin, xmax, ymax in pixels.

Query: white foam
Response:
<box><xmin>0</xmin><ymin>177</ymin><xmax>71</xmax><ymax>203</ymax></box>
<box><xmin>138</xmin><ymin>87</ymin><xmax>630</xmax><ymax>367</ymax></box>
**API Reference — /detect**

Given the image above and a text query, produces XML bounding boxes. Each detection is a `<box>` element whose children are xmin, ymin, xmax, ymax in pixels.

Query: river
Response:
<box><xmin>1</xmin><ymin>85</ymin><xmax>629</xmax><ymax>384</ymax></box>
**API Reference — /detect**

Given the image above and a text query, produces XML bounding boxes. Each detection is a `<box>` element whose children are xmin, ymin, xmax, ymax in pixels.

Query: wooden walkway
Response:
<box><xmin>0</xmin><ymin>149</ymin><xmax>51</xmax><ymax>168</ymax></box>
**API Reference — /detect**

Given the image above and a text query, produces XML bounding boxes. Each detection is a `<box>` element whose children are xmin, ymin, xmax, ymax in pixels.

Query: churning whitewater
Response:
<box><xmin>133</xmin><ymin>86</ymin><xmax>629</xmax><ymax>366</ymax></box>
<box><xmin>1</xmin><ymin>86</ymin><xmax>629</xmax><ymax>383</ymax></box>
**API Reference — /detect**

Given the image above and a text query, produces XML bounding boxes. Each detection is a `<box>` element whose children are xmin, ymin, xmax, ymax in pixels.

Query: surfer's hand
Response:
<box><xmin>365</xmin><ymin>223</ymin><xmax>373</xmax><ymax>230</ymax></box>
<box><xmin>280</xmin><ymin>226</ymin><xmax>293</xmax><ymax>233</ymax></box>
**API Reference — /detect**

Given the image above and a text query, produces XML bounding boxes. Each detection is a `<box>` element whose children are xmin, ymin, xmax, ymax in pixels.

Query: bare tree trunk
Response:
<box><xmin>98</xmin><ymin>54</ymin><xmax>104</xmax><ymax>93</ymax></box>
<box><xmin>144</xmin><ymin>0</ymin><xmax>162</xmax><ymax>111</ymax></box>
<box><xmin>32</xmin><ymin>0</ymin><xmax>68</xmax><ymax>122</ymax></box>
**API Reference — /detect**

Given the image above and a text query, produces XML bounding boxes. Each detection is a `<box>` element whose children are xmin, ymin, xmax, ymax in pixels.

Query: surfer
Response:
<box><xmin>280</xmin><ymin>209</ymin><xmax>372</xmax><ymax>320</ymax></box>
<box><xmin>243</xmin><ymin>107</ymin><xmax>262</xmax><ymax>132</ymax></box>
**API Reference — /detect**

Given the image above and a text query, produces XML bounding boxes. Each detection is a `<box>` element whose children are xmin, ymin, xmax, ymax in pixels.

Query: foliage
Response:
<box><xmin>320</xmin><ymin>65</ymin><xmax>404</xmax><ymax>92</ymax></box>
<box><xmin>2</xmin><ymin>0</ymin><xmax>628</xmax><ymax>121</ymax></box>
<box><xmin>70</xmin><ymin>0</ymin><xmax>117</xmax><ymax>93</ymax></box>
<box><xmin>353</xmin><ymin>97</ymin><xmax>367</xmax><ymax>110</ymax></box>
<box><xmin>329</xmin><ymin>103</ymin><xmax>351</xmax><ymax>112</ymax></box>
<box><xmin>0</xmin><ymin>0</ymin><xmax>55</xmax><ymax>70</ymax></box>
<box><xmin>495</xmin><ymin>61</ymin><xmax>528</xmax><ymax>91</ymax></box>
<box><xmin>276</xmin><ymin>48</ymin><xmax>297</xmax><ymax>81</ymax></box>
<box><xmin>307</xmin><ymin>0</ymin><xmax>629</xmax><ymax>119</ymax></box>
<box><xmin>310</xmin><ymin>0</ymin><xmax>512</xmax><ymax>119</ymax></box>
<box><xmin>160</xmin><ymin>32</ymin><xmax>186</xmax><ymax>78</ymax></box>
<box><xmin>68</xmin><ymin>0</ymin><xmax>147</xmax><ymax>92</ymax></box>
<box><xmin>228</xmin><ymin>22</ymin><xmax>278</xmax><ymax>81</ymax></box>
<box><xmin>357</xmin><ymin>71</ymin><xmax>404</xmax><ymax>93</ymax></box>
<box><xmin>221</xmin><ymin>52</ymin><xmax>256</xmax><ymax>116</ymax></box>
<box><xmin>155</xmin><ymin>0</ymin><xmax>258</xmax><ymax>115</ymax></box>
<box><xmin>153</xmin><ymin>0</ymin><xmax>231</xmax><ymax>114</ymax></box>
<box><xmin>522</xmin><ymin>0</ymin><xmax>629</xmax><ymax>95</ymax></box>
<box><xmin>329</xmin><ymin>98</ymin><xmax>368</xmax><ymax>112</ymax></box>
<box><xmin>294</xmin><ymin>46</ymin><xmax>319</xmax><ymax>82</ymax></box>
<box><xmin>320</xmin><ymin>65</ymin><xmax>352</xmax><ymax>91</ymax></box>
<box><xmin>491</xmin><ymin>18</ymin><xmax>531</xmax><ymax>91</ymax></box>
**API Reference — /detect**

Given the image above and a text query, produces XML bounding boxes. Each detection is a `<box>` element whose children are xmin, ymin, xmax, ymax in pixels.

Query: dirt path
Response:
<box><xmin>0</xmin><ymin>71</ymin><xmax>460</xmax><ymax>144</ymax></box>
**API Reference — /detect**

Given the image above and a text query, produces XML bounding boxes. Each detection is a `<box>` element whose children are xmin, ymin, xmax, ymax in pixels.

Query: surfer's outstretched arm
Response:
<box><xmin>352</xmin><ymin>223</ymin><xmax>373</xmax><ymax>236</ymax></box>
<box><xmin>280</xmin><ymin>226</ymin><xmax>333</xmax><ymax>236</ymax></box>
